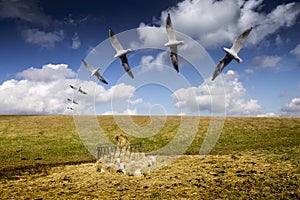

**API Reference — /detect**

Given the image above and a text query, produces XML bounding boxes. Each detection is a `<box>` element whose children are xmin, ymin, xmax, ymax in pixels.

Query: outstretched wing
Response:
<box><xmin>166</xmin><ymin>13</ymin><xmax>176</xmax><ymax>41</ymax></box>
<box><xmin>231</xmin><ymin>27</ymin><xmax>252</xmax><ymax>53</ymax></box>
<box><xmin>109</xmin><ymin>28</ymin><xmax>124</xmax><ymax>52</ymax></box>
<box><xmin>94</xmin><ymin>72</ymin><xmax>108</xmax><ymax>84</ymax></box>
<box><xmin>120</xmin><ymin>55</ymin><xmax>134</xmax><ymax>79</ymax></box>
<box><xmin>70</xmin><ymin>85</ymin><xmax>77</xmax><ymax>90</ymax></box>
<box><xmin>82</xmin><ymin>59</ymin><xmax>94</xmax><ymax>72</ymax></box>
<box><xmin>170</xmin><ymin>45</ymin><xmax>179</xmax><ymax>72</ymax></box>
<box><xmin>212</xmin><ymin>54</ymin><xmax>233</xmax><ymax>81</ymax></box>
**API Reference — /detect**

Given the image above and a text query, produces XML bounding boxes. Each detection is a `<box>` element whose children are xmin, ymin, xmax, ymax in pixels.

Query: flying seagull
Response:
<box><xmin>69</xmin><ymin>85</ymin><xmax>87</xmax><ymax>95</ymax></box>
<box><xmin>109</xmin><ymin>28</ymin><xmax>134</xmax><ymax>79</ymax></box>
<box><xmin>212</xmin><ymin>27</ymin><xmax>253</xmax><ymax>81</ymax></box>
<box><xmin>67</xmin><ymin>98</ymin><xmax>78</xmax><ymax>104</ymax></box>
<box><xmin>164</xmin><ymin>13</ymin><xmax>184</xmax><ymax>73</ymax></box>
<box><xmin>66</xmin><ymin>107</ymin><xmax>74</xmax><ymax>111</ymax></box>
<box><xmin>82</xmin><ymin>59</ymin><xmax>108</xmax><ymax>84</ymax></box>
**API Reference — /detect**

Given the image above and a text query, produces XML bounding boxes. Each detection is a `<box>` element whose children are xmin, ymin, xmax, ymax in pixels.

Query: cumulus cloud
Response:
<box><xmin>290</xmin><ymin>44</ymin><xmax>300</xmax><ymax>65</ymax></box>
<box><xmin>102</xmin><ymin>108</ymin><xmax>137</xmax><ymax>116</ymax></box>
<box><xmin>172</xmin><ymin>70</ymin><xmax>262</xmax><ymax>115</ymax></box>
<box><xmin>21</xmin><ymin>28</ymin><xmax>64</xmax><ymax>48</ymax></box>
<box><xmin>136</xmin><ymin>0</ymin><xmax>300</xmax><ymax>49</ymax></box>
<box><xmin>71</xmin><ymin>32</ymin><xmax>81</xmax><ymax>50</ymax></box>
<box><xmin>0</xmin><ymin>64</ymin><xmax>139</xmax><ymax>114</ymax></box>
<box><xmin>138</xmin><ymin>53</ymin><xmax>168</xmax><ymax>73</ymax></box>
<box><xmin>257</xmin><ymin>112</ymin><xmax>278</xmax><ymax>117</ymax></box>
<box><xmin>0</xmin><ymin>0</ymin><xmax>52</xmax><ymax>26</ymax></box>
<box><xmin>252</xmin><ymin>55</ymin><xmax>281</xmax><ymax>68</ymax></box>
<box><xmin>17</xmin><ymin>64</ymin><xmax>75</xmax><ymax>81</ymax></box>
<box><xmin>281</xmin><ymin>97</ymin><xmax>300</xmax><ymax>116</ymax></box>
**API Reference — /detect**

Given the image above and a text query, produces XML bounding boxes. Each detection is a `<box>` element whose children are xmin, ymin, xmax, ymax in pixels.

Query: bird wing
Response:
<box><xmin>94</xmin><ymin>72</ymin><xmax>108</xmax><ymax>84</ymax></box>
<box><xmin>82</xmin><ymin>59</ymin><xmax>94</xmax><ymax>72</ymax></box>
<box><xmin>109</xmin><ymin>28</ymin><xmax>124</xmax><ymax>52</ymax></box>
<box><xmin>212</xmin><ymin>54</ymin><xmax>233</xmax><ymax>81</ymax></box>
<box><xmin>70</xmin><ymin>85</ymin><xmax>77</xmax><ymax>90</ymax></box>
<box><xmin>166</xmin><ymin>13</ymin><xmax>176</xmax><ymax>41</ymax></box>
<box><xmin>231</xmin><ymin>27</ymin><xmax>252</xmax><ymax>53</ymax></box>
<box><xmin>78</xmin><ymin>88</ymin><xmax>87</xmax><ymax>95</ymax></box>
<box><xmin>120</xmin><ymin>55</ymin><xmax>134</xmax><ymax>79</ymax></box>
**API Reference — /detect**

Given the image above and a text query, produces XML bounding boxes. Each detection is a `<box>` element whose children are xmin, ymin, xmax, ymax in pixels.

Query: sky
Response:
<box><xmin>0</xmin><ymin>0</ymin><xmax>300</xmax><ymax>116</ymax></box>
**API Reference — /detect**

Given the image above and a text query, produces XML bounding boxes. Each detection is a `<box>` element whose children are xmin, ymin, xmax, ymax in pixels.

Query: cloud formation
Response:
<box><xmin>281</xmin><ymin>97</ymin><xmax>300</xmax><ymax>116</ymax></box>
<box><xmin>21</xmin><ymin>28</ymin><xmax>64</xmax><ymax>48</ymax></box>
<box><xmin>0</xmin><ymin>0</ymin><xmax>52</xmax><ymax>26</ymax></box>
<box><xmin>136</xmin><ymin>0</ymin><xmax>300</xmax><ymax>49</ymax></box>
<box><xmin>290</xmin><ymin>44</ymin><xmax>300</xmax><ymax>66</ymax></box>
<box><xmin>71</xmin><ymin>32</ymin><xmax>81</xmax><ymax>50</ymax></box>
<box><xmin>0</xmin><ymin>64</ymin><xmax>140</xmax><ymax>114</ymax></box>
<box><xmin>172</xmin><ymin>70</ymin><xmax>262</xmax><ymax>115</ymax></box>
<box><xmin>252</xmin><ymin>55</ymin><xmax>281</xmax><ymax>68</ymax></box>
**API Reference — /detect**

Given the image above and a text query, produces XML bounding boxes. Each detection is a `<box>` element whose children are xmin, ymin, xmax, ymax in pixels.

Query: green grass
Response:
<box><xmin>0</xmin><ymin>115</ymin><xmax>299</xmax><ymax>199</ymax></box>
<box><xmin>0</xmin><ymin>115</ymin><xmax>299</xmax><ymax>170</ymax></box>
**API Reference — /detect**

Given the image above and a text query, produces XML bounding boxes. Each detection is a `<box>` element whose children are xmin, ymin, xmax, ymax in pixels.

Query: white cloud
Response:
<box><xmin>102</xmin><ymin>108</ymin><xmax>137</xmax><ymax>116</ymax></box>
<box><xmin>138</xmin><ymin>53</ymin><xmax>168</xmax><ymax>73</ymax></box>
<box><xmin>17</xmin><ymin>64</ymin><xmax>75</xmax><ymax>81</ymax></box>
<box><xmin>128</xmin><ymin>98</ymin><xmax>143</xmax><ymax>105</ymax></box>
<box><xmin>252</xmin><ymin>55</ymin><xmax>281</xmax><ymax>68</ymax></box>
<box><xmin>281</xmin><ymin>97</ymin><xmax>300</xmax><ymax>116</ymax></box>
<box><xmin>0</xmin><ymin>64</ymin><xmax>139</xmax><ymax>114</ymax></box>
<box><xmin>244</xmin><ymin>68</ymin><xmax>254</xmax><ymax>74</ymax></box>
<box><xmin>257</xmin><ymin>112</ymin><xmax>278</xmax><ymax>117</ymax></box>
<box><xmin>21</xmin><ymin>28</ymin><xmax>64</xmax><ymax>48</ymax></box>
<box><xmin>136</xmin><ymin>0</ymin><xmax>300</xmax><ymax>49</ymax></box>
<box><xmin>71</xmin><ymin>32</ymin><xmax>81</xmax><ymax>50</ymax></box>
<box><xmin>290</xmin><ymin>44</ymin><xmax>300</xmax><ymax>65</ymax></box>
<box><xmin>172</xmin><ymin>70</ymin><xmax>262</xmax><ymax>115</ymax></box>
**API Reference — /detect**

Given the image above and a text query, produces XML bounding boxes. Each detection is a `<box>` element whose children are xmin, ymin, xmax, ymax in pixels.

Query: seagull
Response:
<box><xmin>109</xmin><ymin>28</ymin><xmax>134</xmax><ymax>79</ymax></box>
<box><xmin>212</xmin><ymin>27</ymin><xmax>253</xmax><ymax>81</ymax></box>
<box><xmin>66</xmin><ymin>107</ymin><xmax>74</xmax><ymax>111</ymax></box>
<box><xmin>164</xmin><ymin>13</ymin><xmax>184</xmax><ymax>73</ymax></box>
<box><xmin>82</xmin><ymin>59</ymin><xmax>108</xmax><ymax>84</ymax></box>
<box><xmin>67</xmin><ymin>98</ymin><xmax>78</xmax><ymax>104</ymax></box>
<box><xmin>69</xmin><ymin>85</ymin><xmax>87</xmax><ymax>95</ymax></box>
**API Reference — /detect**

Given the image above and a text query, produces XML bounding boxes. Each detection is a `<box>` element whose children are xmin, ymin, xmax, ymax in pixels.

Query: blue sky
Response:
<box><xmin>0</xmin><ymin>0</ymin><xmax>300</xmax><ymax>116</ymax></box>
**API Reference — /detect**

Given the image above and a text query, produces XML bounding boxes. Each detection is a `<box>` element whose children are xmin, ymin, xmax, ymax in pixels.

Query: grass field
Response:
<box><xmin>0</xmin><ymin>115</ymin><xmax>299</xmax><ymax>199</ymax></box>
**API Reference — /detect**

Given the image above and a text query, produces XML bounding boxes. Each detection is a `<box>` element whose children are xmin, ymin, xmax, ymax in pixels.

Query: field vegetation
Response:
<box><xmin>0</xmin><ymin>115</ymin><xmax>299</xmax><ymax>199</ymax></box>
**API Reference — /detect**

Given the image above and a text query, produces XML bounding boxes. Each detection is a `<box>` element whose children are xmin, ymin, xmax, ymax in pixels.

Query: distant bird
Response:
<box><xmin>66</xmin><ymin>107</ymin><xmax>74</xmax><ymax>111</ymax></box>
<box><xmin>109</xmin><ymin>28</ymin><xmax>134</xmax><ymax>79</ymax></box>
<box><xmin>212</xmin><ymin>27</ymin><xmax>253</xmax><ymax>81</ymax></box>
<box><xmin>82</xmin><ymin>59</ymin><xmax>108</xmax><ymax>84</ymax></box>
<box><xmin>69</xmin><ymin>85</ymin><xmax>87</xmax><ymax>95</ymax></box>
<box><xmin>67</xmin><ymin>98</ymin><xmax>78</xmax><ymax>104</ymax></box>
<box><xmin>164</xmin><ymin>13</ymin><xmax>184</xmax><ymax>73</ymax></box>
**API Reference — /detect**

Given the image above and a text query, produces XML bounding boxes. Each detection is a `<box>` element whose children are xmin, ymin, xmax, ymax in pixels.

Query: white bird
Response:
<box><xmin>212</xmin><ymin>27</ymin><xmax>253</xmax><ymax>81</ymax></box>
<box><xmin>82</xmin><ymin>59</ymin><xmax>108</xmax><ymax>84</ymax></box>
<box><xmin>69</xmin><ymin>85</ymin><xmax>87</xmax><ymax>95</ymax></box>
<box><xmin>67</xmin><ymin>98</ymin><xmax>78</xmax><ymax>104</ymax></box>
<box><xmin>109</xmin><ymin>28</ymin><xmax>134</xmax><ymax>79</ymax></box>
<box><xmin>164</xmin><ymin>13</ymin><xmax>184</xmax><ymax>73</ymax></box>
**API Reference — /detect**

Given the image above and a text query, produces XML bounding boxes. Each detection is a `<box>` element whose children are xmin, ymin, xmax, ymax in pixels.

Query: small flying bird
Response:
<box><xmin>67</xmin><ymin>98</ymin><xmax>78</xmax><ymax>104</ymax></box>
<box><xmin>69</xmin><ymin>85</ymin><xmax>87</xmax><ymax>95</ymax></box>
<box><xmin>82</xmin><ymin>59</ymin><xmax>108</xmax><ymax>84</ymax></box>
<box><xmin>164</xmin><ymin>13</ymin><xmax>184</xmax><ymax>73</ymax></box>
<box><xmin>212</xmin><ymin>27</ymin><xmax>253</xmax><ymax>81</ymax></box>
<box><xmin>109</xmin><ymin>28</ymin><xmax>134</xmax><ymax>79</ymax></box>
<box><xmin>66</xmin><ymin>107</ymin><xmax>74</xmax><ymax>111</ymax></box>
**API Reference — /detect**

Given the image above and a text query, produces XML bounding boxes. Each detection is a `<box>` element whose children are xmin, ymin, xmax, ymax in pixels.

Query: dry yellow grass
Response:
<box><xmin>1</xmin><ymin>152</ymin><xmax>299</xmax><ymax>199</ymax></box>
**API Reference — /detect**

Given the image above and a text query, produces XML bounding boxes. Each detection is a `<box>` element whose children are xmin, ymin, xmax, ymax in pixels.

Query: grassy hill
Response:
<box><xmin>0</xmin><ymin>115</ymin><xmax>299</xmax><ymax>199</ymax></box>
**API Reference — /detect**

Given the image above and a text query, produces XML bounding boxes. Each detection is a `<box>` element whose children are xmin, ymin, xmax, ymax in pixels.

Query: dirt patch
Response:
<box><xmin>1</xmin><ymin>153</ymin><xmax>299</xmax><ymax>199</ymax></box>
